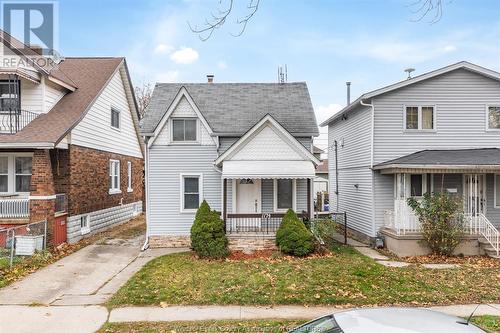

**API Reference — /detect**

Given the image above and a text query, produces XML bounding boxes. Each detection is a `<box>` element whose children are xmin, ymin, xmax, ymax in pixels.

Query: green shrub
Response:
<box><xmin>276</xmin><ymin>209</ymin><xmax>314</xmax><ymax>256</ymax></box>
<box><xmin>190</xmin><ymin>200</ymin><xmax>229</xmax><ymax>259</ymax></box>
<box><xmin>407</xmin><ymin>192</ymin><xmax>464</xmax><ymax>256</ymax></box>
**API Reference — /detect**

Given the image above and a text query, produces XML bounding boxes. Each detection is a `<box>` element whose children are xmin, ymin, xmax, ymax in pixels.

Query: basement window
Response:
<box><xmin>80</xmin><ymin>215</ymin><xmax>90</xmax><ymax>235</ymax></box>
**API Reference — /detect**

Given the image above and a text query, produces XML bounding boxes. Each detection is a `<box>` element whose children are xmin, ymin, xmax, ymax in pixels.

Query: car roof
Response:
<box><xmin>334</xmin><ymin>308</ymin><xmax>485</xmax><ymax>333</ymax></box>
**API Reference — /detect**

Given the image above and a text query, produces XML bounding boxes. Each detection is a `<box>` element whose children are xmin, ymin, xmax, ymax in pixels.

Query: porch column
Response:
<box><xmin>29</xmin><ymin>149</ymin><xmax>56</xmax><ymax>247</ymax></box>
<box><xmin>307</xmin><ymin>178</ymin><xmax>311</xmax><ymax>219</ymax></box>
<box><xmin>223</xmin><ymin>178</ymin><xmax>227</xmax><ymax>231</ymax></box>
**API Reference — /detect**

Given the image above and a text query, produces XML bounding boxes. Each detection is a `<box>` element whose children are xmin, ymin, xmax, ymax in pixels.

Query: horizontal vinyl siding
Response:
<box><xmin>373</xmin><ymin>172</ymin><xmax>393</xmax><ymax>232</ymax></box>
<box><xmin>328</xmin><ymin>104</ymin><xmax>374</xmax><ymax>237</ymax></box>
<box><xmin>261</xmin><ymin>179</ymin><xmax>273</xmax><ymax>213</ymax></box>
<box><xmin>330</xmin><ymin>167</ymin><xmax>374</xmax><ymax>236</ymax></box>
<box><xmin>71</xmin><ymin>70</ymin><xmax>142</xmax><ymax>158</ymax></box>
<box><xmin>20</xmin><ymin>79</ymin><xmax>42</xmax><ymax>113</ymax></box>
<box><xmin>373</xmin><ymin>69</ymin><xmax>500</xmax><ymax>165</ymax></box>
<box><xmin>44</xmin><ymin>81</ymin><xmax>65</xmax><ymax>112</ymax></box>
<box><xmin>148</xmin><ymin>145</ymin><xmax>221</xmax><ymax>235</ymax></box>
<box><xmin>485</xmin><ymin>174</ymin><xmax>500</xmax><ymax>227</ymax></box>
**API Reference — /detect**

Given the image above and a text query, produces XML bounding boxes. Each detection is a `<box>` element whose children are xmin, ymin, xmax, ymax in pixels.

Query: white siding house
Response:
<box><xmin>321</xmin><ymin>61</ymin><xmax>500</xmax><ymax>257</ymax></box>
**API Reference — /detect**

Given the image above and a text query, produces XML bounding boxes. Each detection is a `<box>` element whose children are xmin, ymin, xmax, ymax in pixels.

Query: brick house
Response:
<box><xmin>0</xmin><ymin>31</ymin><xmax>143</xmax><ymax>245</ymax></box>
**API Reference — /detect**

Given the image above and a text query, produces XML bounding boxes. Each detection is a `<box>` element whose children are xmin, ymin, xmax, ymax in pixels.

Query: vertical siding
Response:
<box><xmin>328</xmin><ymin>105</ymin><xmax>374</xmax><ymax>236</ymax></box>
<box><xmin>148</xmin><ymin>145</ymin><xmax>221</xmax><ymax>235</ymax></box>
<box><xmin>373</xmin><ymin>69</ymin><xmax>500</xmax><ymax>165</ymax></box>
<box><xmin>485</xmin><ymin>174</ymin><xmax>500</xmax><ymax>227</ymax></box>
<box><xmin>70</xmin><ymin>70</ymin><xmax>142</xmax><ymax>158</ymax></box>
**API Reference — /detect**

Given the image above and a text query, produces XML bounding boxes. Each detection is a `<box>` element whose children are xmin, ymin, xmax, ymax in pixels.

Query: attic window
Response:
<box><xmin>111</xmin><ymin>108</ymin><xmax>120</xmax><ymax>129</ymax></box>
<box><xmin>172</xmin><ymin>118</ymin><xmax>197</xmax><ymax>142</ymax></box>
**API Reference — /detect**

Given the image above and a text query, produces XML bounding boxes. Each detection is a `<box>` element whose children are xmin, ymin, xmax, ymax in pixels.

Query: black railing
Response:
<box><xmin>225</xmin><ymin>213</ymin><xmax>307</xmax><ymax>234</ymax></box>
<box><xmin>0</xmin><ymin>109</ymin><xmax>39</xmax><ymax>134</ymax></box>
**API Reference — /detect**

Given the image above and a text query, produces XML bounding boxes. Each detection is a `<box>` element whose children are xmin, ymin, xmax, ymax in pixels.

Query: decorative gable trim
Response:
<box><xmin>148</xmin><ymin>86</ymin><xmax>214</xmax><ymax>147</ymax></box>
<box><xmin>215</xmin><ymin>114</ymin><xmax>320</xmax><ymax>166</ymax></box>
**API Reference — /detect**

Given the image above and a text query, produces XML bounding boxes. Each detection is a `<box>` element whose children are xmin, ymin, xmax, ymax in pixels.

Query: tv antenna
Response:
<box><xmin>278</xmin><ymin>65</ymin><xmax>287</xmax><ymax>84</ymax></box>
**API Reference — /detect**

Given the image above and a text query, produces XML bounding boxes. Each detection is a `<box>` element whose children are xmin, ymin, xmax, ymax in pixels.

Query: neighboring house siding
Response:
<box><xmin>71</xmin><ymin>70</ymin><xmax>142</xmax><ymax>158</ymax></box>
<box><xmin>373</xmin><ymin>172</ymin><xmax>393</xmax><ymax>232</ymax></box>
<box><xmin>485</xmin><ymin>174</ymin><xmax>500</xmax><ymax>227</ymax></box>
<box><xmin>373</xmin><ymin>69</ymin><xmax>500</xmax><ymax>165</ymax></box>
<box><xmin>328</xmin><ymin>105</ymin><xmax>374</xmax><ymax>236</ymax></box>
<box><xmin>148</xmin><ymin>145</ymin><xmax>221</xmax><ymax>235</ymax></box>
<box><xmin>68</xmin><ymin>201</ymin><xmax>142</xmax><ymax>243</ymax></box>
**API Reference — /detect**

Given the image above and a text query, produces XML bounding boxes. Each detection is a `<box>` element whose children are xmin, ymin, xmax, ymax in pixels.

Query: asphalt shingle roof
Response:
<box><xmin>140</xmin><ymin>82</ymin><xmax>319</xmax><ymax>136</ymax></box>
<box><xmin>374</xmin><ymin>148</ymin><xmax>500</xmax><ymax>168</ymax></box>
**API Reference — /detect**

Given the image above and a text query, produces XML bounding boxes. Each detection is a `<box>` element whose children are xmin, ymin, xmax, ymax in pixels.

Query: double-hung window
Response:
<box><xmin>181</xmin><ymin>174</ymin><xmax>201</xmax><ymax>212</ymax></box>
<box><xmin>404</xmin><ymin>106</ymin><xmax>434</xmax><ymax>130</ymax></box>
<box><xmin>0</xmin><ymin>80</ymin><xmax>20</xmax><ymax>114</ymax></box>
<box><xmin>127</xmin><ymin>161</ymin><xmax>133</xmax><ymax>192</ymax></box>
<box><xmin>0</xmin><ymin>157</ymin><xmax>8</xmax><ymax>192</ymax></box>
<box><xmin>15</xmin><ymin>157</ymin><xmax>32</xmax><ymax>192</ymax></box>
<box><xmin>487</xmin><ymin>106</ymin><xmax>500</xmax><ymax>130</ymax></box>
<box><xmin>111</xmin><ymin>108</ymin><xmax>120</xmax><ymax>129</ymax></box>
<box><xmin>274</xmin><ymin>179</ymin><xmax>296</xmax><ymax>212</ymax></box>
<box><xmin>172</xmin><ymin>118</ymin><xmax>197</xmax><ymax>142</ymax></box>
<box><xmin>109</xmin><ymin>160</ymin><xmax>120</xmax><ymax>193</ymax></box>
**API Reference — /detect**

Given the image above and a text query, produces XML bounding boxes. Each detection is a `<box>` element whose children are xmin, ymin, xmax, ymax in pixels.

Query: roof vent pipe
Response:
<box><xmin>346</xmin><ymin>82</ymin><xmax>351</xmax><ymax>105</ymax></box>
<box><xmin>207</xmin><ymin>74</ymin><xmax>214</xmax><ymax>83</ymax></box>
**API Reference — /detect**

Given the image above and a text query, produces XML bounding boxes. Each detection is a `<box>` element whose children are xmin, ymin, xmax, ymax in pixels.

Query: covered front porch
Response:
<box><xmin>374</xmin><ymin>149</ymin><xmax>500</xmax><ymax>256</ymax></box>
<box><xmin>221</xmin><ymin>160</ymin><xmax>314</xmax><ymax>234</ymax></box>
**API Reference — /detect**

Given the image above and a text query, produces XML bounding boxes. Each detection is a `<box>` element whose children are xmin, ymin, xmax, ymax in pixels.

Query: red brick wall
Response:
<box><xmin>50</xmin><ymin>149</ymin><xmax>70</xmax><ymax>195</ymax></box>
<box><xmin>68</xmin><ymin>145</ymin><xmax>144</xmax><ymax>216</ymax></box>
<box><xmin>29</xmin><ymin>149</ymin><xmax>56</xmax><ymax>245</ymax></box>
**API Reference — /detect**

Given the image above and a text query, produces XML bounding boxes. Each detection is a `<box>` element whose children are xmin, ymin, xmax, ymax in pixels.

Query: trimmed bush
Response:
<box><xmin>190</xmin><ymin>200</ymin><xmax>229</xmax><ymax>259</ymax></box>
<box><xmin>276</xmin><ymin>209</ymin><xmax>315</xmax><ymax>256</ymax></box>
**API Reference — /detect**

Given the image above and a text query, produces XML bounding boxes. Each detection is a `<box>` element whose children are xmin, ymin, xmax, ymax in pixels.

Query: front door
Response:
<box><xmin>464</xmin><ymin>174</ymin><xmax>486</xmax><ymax>217</ymax></box>
<box><xmin>236</xmin><ymin>179</ymin><xmax>261</xmax><ymax>213</ymax></box>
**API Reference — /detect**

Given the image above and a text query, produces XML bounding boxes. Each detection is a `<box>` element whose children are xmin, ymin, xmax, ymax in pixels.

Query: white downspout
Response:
<box><xmin>141</xmin><ymin>137</ymin><xmax>150</xmax><ymax>251</ymax></box>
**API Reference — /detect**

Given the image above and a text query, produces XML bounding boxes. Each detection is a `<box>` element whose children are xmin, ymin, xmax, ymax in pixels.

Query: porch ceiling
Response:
<box><xmin>222</xmin><ymin>160</ymin><xmax>315</xmax><ymax>179</ymax></box>
<box><xmin>373</xmin><ymin>148</ymin><xmax>500</xmax><ymax>174</ymax></box>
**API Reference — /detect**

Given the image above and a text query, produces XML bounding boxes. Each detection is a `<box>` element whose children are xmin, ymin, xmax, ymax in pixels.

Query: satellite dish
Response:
<box><xmin>404</xmin><ymin>68</ymin><xmax>415</xmax><ymax>79</ymax></box>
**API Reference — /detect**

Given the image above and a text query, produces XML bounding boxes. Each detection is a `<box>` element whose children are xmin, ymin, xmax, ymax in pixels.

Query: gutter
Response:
<box><xmin>141</xmin><ymin>136</ymin><xmax>150</xmax><ymax>251</ymax></box>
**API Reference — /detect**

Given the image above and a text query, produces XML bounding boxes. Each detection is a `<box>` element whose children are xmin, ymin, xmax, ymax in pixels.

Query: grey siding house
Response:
<box><xmin>140</xmin><ymin>80</ymin><xmax>320</xmax><ymax>248</ymax></box>
<box><xmin>321</xmin><ymin>61</ymin><xmax>500</xmax><ymax>257</ymax></box>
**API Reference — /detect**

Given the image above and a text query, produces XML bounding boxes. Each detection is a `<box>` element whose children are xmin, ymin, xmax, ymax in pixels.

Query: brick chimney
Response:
<box><xmin>207</xmin><ymin>74</ymin><xmax>214</xmax><ymax>83</ymax></box>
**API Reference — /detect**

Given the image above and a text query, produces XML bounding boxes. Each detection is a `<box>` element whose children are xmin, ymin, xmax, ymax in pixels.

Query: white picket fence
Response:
<box><xmin>0</xmin><ymin>198</ymin><xmax>29</xmax><ymax>218</ymax></box>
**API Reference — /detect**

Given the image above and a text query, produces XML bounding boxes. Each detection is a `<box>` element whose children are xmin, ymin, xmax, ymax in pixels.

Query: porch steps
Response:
<box><xmin>478</xmin><ymin>237</ymin><xmax>500</xmax><ymax>259</ymax></box>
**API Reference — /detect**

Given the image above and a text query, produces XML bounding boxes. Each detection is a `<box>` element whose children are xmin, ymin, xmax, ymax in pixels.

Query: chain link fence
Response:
<box><xmin>0</xmin><ymin>220</ymin><xmax>47</xmax><ymax>269</ymax></box>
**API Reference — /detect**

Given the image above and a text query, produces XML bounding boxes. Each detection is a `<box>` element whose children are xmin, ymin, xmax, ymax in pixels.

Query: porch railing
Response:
<box><xmin>383</xmin><ymin>199</ymin><xmax>420</xmax><ymax>235</ymax></box>
<box><xmin>466</xmin><ymin>213</ymin><xmax>499</xmax><ymax>256</ymax></box>
<box><xmin>225</xmin><ymin>213</ymin><xmax>307</xmax><ymax>234</ymax></box>
<box><xmin>0</xmin><ymin>109</ymin><xmax>40</xmax><ymax>134</ymax></box>
<box><xmin>0</xmin><ymin>198</ymin><xmax>30</xmax><ymax>219</ymax></box>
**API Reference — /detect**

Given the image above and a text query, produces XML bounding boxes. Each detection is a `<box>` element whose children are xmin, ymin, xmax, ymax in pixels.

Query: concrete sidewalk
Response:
<box><xmin>109</xmin><ymin>303</ymin><xmax>500</xmax><ymax>322</ymax></box>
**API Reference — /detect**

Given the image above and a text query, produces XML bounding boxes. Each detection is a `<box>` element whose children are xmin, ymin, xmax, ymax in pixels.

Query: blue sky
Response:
<box><xmin>54</xmin><ymin>0</ymin><xmax>500</xmax><ymax>148</ymax></box>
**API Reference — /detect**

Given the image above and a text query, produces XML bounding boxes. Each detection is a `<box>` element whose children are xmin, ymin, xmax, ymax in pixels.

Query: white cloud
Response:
<box><xmin>154</xmin><ymin>43</ymin><xmax>174</xmax><ymax>55</ymax></box>
<box><xmin>217</xmin><ymin>60</ymin><xmax>228</xmax><ymax>69</ymax></box>
<box><xmin>155</xmin><ymin>70</ymin><xmax>179</xmax><ymax>83</ymax></box>
<box><xmin>315</xmin><ymin>103</ymin><xmax>343</xmax><ymax>124</ymax></box>
<box><xmin>443</xmin><ymin>45</ymin><xmax>457</xmax><ymax>52</ymax></box>
<box><xmin>170</xmin><ymin>47</ymin><xmax>199</xmax><ymax>64</ymax></box>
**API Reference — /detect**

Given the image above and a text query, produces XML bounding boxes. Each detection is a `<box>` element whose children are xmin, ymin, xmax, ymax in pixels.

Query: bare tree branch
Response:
<box><xmin>135</xmin><ymin>82</ymin><xmax>153</xmax><ymax>119</ymax></box>
<box><xmin>409</xmin><ymin>0</ymin><xmax>450</xmax><ymax>24</ymax></box>
<box><xmin>188</xmin><ymin>0</ymin><xmax>260</xmax><ymax>41</ymax></box>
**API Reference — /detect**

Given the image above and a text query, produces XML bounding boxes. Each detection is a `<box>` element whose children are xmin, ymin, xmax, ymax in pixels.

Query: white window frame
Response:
<box><xmin>110</xmin><ymin>107</ymin><xmax>121</xmax><ymax>130</ymax></box>
<box><xmin>494</xmin><ymin>174</ymin><xmax>500</xmax><ymax>209</ymax></box>
<box><xmin>273</xmin><ymin>179</ymin><xmax>297</xmax><ymax>213</ymax></box>
<box><xmin>394</xmin><ymin>173</ymin><xmax>428</xmax><ymax>199</ymax></box>
<box><xmin>170</xmin><ymin>118</ymin><xmax>199</xmax><ymax>144</ymax></box>
<box><xmin>485</xmin><ymin>105</ymin><xmax>500</xmax><ymax>131</ymax></box>
<box><xmin>127</xmin><ymin>161</ymin><xmax>133</xmax><ymax>192</ymax></box>
<box><xmin>80</xmin><ymin>214</ymin><xmax>90</xmax><ymax>235</ymax></box>
<box><xmin>403</xmin><ymin>105</ymin><xmax>436</xmax><ymax>131</ymax></box>
<box><xmin>0</xmin><ymin>156</ymin><xmax>9</xmax><ymax>193</ymax></box>
<box><xmin>180</xmin><ymin>173</ymin><xmax>203</xmax><ymax>213</ymax></box>
<box><xmin>0</xmin><ymin>153</ymin><xmax>33</xmax><ymax>195</ymax></box>
<box><xmin>109</xmin><ymin>159</ymin><xmax>121</xmax><ymax>194</ymax></box>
